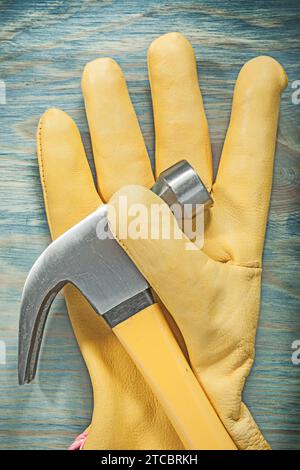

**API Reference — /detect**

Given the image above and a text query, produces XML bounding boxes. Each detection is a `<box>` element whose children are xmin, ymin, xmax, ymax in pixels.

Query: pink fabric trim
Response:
<box><xmin>68</xmin><ymin>431</ymin><xmax>88</xmax><ymax>450</ymax></box>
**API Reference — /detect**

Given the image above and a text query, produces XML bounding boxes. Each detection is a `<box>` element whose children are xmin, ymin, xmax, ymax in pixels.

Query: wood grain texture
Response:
<box><xmin>0</xmin><ymin>0</ymin><xmax>299</xmax><ymax>450</ymax></box>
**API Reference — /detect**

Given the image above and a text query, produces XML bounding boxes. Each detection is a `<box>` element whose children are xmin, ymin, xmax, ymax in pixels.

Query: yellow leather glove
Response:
<box><xmin>36</xmin><ymin>33</ymin><xmax>201</xmax><ymax>451</ymax></box>
<box><xmin>107</xmin><ymin>38</ymin><xmax>288</xmax><ymax>450</ymax></box>
<box><xmin>36</xmin><ymin>31</ymin><xmax>286</xmax><ymax>450</ymax></box>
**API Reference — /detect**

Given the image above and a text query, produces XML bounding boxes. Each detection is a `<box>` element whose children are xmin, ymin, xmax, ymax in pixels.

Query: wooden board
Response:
<box><xmin>0</xmin><ymin>0</ymin><xmax>299</xmax><ymax>450</ymax></box>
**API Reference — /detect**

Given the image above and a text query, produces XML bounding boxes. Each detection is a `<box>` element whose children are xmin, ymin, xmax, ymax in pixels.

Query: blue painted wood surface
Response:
<box><xmin>0</xmin><ymin>0</ymin><xmax>299</xmax><ymax>450</ymax></box>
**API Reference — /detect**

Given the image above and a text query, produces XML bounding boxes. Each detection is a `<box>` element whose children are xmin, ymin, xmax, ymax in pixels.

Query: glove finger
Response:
<box><xmin>107</xmin><ymin>185</ymin><xmax>214</xmax><ymax>355</ymax></box>
<box><xmin>107</xmin><ymin>185</ymin><xmax>256</xmax><ymax>352</ymax></box>
<box><xmin>148</xmin><ymin>32</ymin><xmax>213</xmax><ymax>190</ymax></box>
<box><xmin>37</xmin><ymin>108</ymin><xmax>101</xmax><ymax>240</ymax></box>
<box><xmin>37</xmin><ymin>109</ymin><xmax>182</xmax><ymax>450</ymax></box>
<box><xmin>82</xmin><ymin>58</ymin><xmax>154</xmax><ymax>202</ymax></box>
<box><xmin>208</xmin><ymin>57</ymin><xmax>287</xmax><ymax>265</ymax></box>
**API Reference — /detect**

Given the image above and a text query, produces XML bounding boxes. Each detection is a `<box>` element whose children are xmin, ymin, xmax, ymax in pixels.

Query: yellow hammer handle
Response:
<box><xmin>113</xmin><ymin>303</ymin><xmax>237</xmax><ymax>450</ymax></box>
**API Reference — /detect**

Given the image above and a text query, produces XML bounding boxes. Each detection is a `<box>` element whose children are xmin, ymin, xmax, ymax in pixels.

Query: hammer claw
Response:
<box><xmin>18</xmin><ymin>246</ymin><xmax>68</xmax><ymax>384</ymax></box>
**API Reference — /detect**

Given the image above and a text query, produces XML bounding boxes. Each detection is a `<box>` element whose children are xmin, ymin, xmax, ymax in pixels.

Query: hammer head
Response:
<box><xmin>19</xmin><ymin>160</ymin><xmax>213</xmax><ymax>385</ymax></box>
<box><xmin>18</xmin><ymin>205</ymin><xmax>150</xmax><ymax>384</ymax></box>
